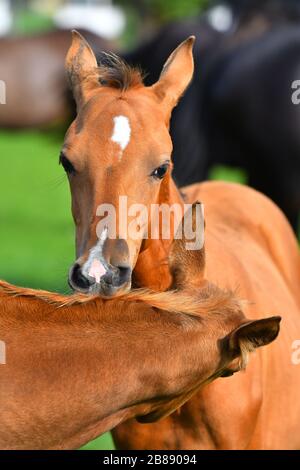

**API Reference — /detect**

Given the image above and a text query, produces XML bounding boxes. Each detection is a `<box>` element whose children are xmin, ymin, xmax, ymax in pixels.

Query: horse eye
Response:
<box><xmin>151</xmin><ymin>163</ymin><xmax>169</xmax><ymax>180</ymax></box>
<box><xmin>60</xmin><ymin>153</ymin><xmax>75</xmax><ymax>174</ymax></box>
<box><xmin>220</xmin><ymin>369</ymin><xmax>235</xmax><ymax>378</ymax></box>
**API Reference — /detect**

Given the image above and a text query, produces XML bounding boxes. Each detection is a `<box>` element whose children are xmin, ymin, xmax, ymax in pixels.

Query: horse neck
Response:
<box><xmin>0</xmin><ymin>292</ymin><xmax>214</xmax><ymax>449</ymax></box>
<box><xmin>133</xmin><ymin>175</ymin><xmax>184</xmax><ymax>291</ymax></box>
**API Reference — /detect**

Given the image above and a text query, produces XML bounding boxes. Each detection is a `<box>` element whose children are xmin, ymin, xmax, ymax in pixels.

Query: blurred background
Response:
<box><xmin>1</xmin><ymin>0</ymin><xmax>300</xmax><ymax>450</ymax></box>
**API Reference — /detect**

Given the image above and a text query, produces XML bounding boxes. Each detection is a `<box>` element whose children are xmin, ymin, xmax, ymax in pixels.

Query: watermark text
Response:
<box><xmin>95</xmin><ymin>198</ymin><xmax>204</xmax><ymax>250</ymax></box>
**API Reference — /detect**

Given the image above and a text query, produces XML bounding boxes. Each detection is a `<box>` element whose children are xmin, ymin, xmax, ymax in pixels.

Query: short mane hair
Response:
<box><xmin>96</xmin><ymin>52</ymin><xmax>144</xmax><ymax>91</ymax></box>
<box><xmin>0</xmin><ymin>279</ymin><xmax>240</xmax><ymax>318</ymax></box>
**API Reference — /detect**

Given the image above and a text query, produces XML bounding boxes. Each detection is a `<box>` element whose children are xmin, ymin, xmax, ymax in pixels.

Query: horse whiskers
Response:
<box><xmin>46</xmin><ymin>175</ymin><xmax>67</xmax><ymax>191</ymax></box>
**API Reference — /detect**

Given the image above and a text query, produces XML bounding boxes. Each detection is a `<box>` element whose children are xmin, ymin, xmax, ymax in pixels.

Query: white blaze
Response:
<box><xmin>88</xmin><ymin>259</ymin><xmax>106</xmax><ymax>284</ymax></box>
<box><xmin>82</xmin><ymin>227</ymin><xmax>108</xmax><ymax>284</ymax></box>
<box><xmin>111</xmin><ymin>115</ymin><xmax>131</xmax><ymax>156</ymax></box>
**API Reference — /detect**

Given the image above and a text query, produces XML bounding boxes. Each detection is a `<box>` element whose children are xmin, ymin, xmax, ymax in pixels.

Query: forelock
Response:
<box><xmin>96</xmin><ymin>52</ymin><xmax>144</xmax><ymax>92</ymax></box>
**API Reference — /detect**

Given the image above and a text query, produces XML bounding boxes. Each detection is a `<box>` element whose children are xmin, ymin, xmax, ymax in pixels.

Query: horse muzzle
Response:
<box><xmin>68</xmin><ymin>237</ymin><xmax>133</xmax><ymax>297</ymax></box>
<box><xmin>68</xmin><ymin>261</ymin><xmax>132</xmax><ymax>297</ymax></box>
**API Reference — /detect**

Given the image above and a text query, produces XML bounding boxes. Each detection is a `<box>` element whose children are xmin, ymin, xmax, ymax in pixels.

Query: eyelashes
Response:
<box><xmin>59</xmin><ymin>152</ymin><xmax>76</xmax><ymax>175</ymax></box>
<box><xmin>59</xmin><ymin>153</ymin><xmax>170</xmax><ymax>181</ymax></box>
<box><xmin>151</xmin><ymin>163</ymin><xmax>170</xmax><ymax>180</ymax></box>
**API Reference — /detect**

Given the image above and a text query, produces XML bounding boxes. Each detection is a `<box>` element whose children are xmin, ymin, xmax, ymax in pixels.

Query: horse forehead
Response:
<box><xmin>73</xmin><ymin>95</ymin><xmax>169</xmax><ymax>155</ymax></box>
<box><xmin>84</xmin><ymin>110</ymin><xmax>160</xmax><ymax>153</ymax></box>
<box><xmin>84</xmin><ymin>92</ymin><xmax>160</xmax><ymax>131</ymax></box>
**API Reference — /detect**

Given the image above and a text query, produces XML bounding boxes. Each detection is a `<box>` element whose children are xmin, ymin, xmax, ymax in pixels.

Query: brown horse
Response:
<box><xmin>62</xmin><ymin>32</ymin><xmax>300</xmax><ymax>448</ymax></box>
<box><xmin>0</xmin><ymin>206</ymin><xmax>279</xmax><ymax>449</ymax></box>
<box><xmin>0</xmin><ymin>29</ymin><xmax>109</xmax><ymax>128</ymax></box>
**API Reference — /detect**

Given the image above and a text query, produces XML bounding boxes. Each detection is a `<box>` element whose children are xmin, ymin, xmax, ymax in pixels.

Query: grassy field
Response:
<box><xmin>0</xmin><ymin>130</ymin><xmax>73</xmax><ymax>292</ymax></box>
<box><xmin>0</xmin><ymin>129</ymin><xmax>277</xmax><ymax>450</ymax></box>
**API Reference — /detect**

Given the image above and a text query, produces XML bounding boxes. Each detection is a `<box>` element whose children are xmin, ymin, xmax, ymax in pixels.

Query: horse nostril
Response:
<box><xmin>69</xmin><ymin>263</ymin><xmax>93</xmax><ymax>290</ymax></box>
<box><xmin>104</xmin><ymin>238</ymin><xmax>131</xmax><ymax>286</ymax></box>
<box><xmin>116</xmin><ymin>265</ymin><xmax>132</xmax><ymax>285</ymax></box>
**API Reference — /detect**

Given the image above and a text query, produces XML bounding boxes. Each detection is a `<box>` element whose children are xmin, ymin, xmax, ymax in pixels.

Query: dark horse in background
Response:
<box><xmin>125</xmin><ymin>0</ymin><xmax>300</xmax><ymax>231</ymax></box>
<box><xmin>0</xmin><ymin>29</ymin><xmax>110</xmax><ymax>128</ymax></box>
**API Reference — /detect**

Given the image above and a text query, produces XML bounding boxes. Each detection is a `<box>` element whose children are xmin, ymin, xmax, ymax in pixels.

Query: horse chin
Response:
<box><xmin>90</xmin><ymin>279</ymin><xmax>132</xmax><ymax>299</ymax></box>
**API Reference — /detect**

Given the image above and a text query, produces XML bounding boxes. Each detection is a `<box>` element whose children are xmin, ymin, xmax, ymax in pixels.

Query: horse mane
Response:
<box><xmin>96</xmin><ymin>52</ymin><xmax>144</xmax><ymax>92</ymax></box>
<box><xmin>0</xmin><ymin>279</ymin><xmax>241</xmax><ymax>318</ymax></box>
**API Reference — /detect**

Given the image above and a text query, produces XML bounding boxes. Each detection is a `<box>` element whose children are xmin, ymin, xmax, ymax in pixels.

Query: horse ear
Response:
<box><xmin>223</xmin><ymin>316</ymin><xmax>281</xmax><ymax>369</ymax></box>
<box><xmin>168</xmin><ymin>202</ymin><xmax>205</xmax><ymax>289</ymax></box>
<box><xmin>65</xmin><ymin>30</ymin><xmax>99</xmax><ymax>109</ymax></box>
<box><xmin>151</xmin><ymin>36</ymin><xmax>195</xmax><ymax>119</ymax></box>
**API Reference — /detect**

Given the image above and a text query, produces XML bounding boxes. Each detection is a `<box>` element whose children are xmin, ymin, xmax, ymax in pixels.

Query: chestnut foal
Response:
<box><xmin>62</xmin><ymin>32</ymin><xmax>300</xmax><ymax>449</ymax></box>
<box><xmin>0</xmin><ymin>206</ymin><xmax>280</xmax><ymax>450</ymax></box>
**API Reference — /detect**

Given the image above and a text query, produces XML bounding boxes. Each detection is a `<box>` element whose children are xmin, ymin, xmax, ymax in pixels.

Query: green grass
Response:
<box><xmin>0</xmin><ymin>130</ymin><xmax>73</xmax><ymax>292</ymax></box>
<box><xmin>0</xmin><ymin>130</ymin><xmax>252</xmax><ymax>451</ymax></box>
<box><xmin>81</xmin><ymin>433</ymin><xmax>115</xmax><ymax>451</ymax></box>
<box><xmin>209</xmin><ymin>165</ymin><xmax>248</xmax><ymax>185</ymax></box>
<box><xmin>14</xmin><ymin>11</ymin><xmax>54</xmax><ymax>35</ymax></box>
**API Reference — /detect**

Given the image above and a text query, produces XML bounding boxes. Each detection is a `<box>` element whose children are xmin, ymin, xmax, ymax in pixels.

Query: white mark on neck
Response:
<box><xmin>111</xmin><ymin>115</ymin><xmax>131</xmax><ymax>160</ymax></box>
